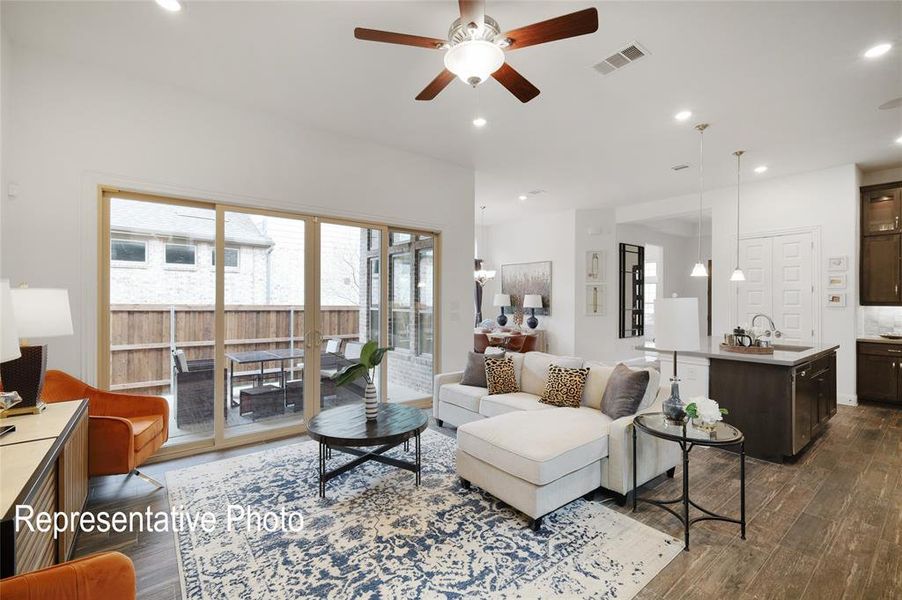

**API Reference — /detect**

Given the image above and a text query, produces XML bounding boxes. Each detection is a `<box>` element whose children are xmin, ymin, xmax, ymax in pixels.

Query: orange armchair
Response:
<box><xmin>0</xmin><ymin>551</ymin><xmax>136</xmax><ymax>599</ymax></box>
<box><xmin>41</xmin><ymin>371</ymin><xmax>169</xmax><ymax>484</ymax></box>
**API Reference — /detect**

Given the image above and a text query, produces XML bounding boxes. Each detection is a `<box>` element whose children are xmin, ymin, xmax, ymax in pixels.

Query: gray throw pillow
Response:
<box><xmin>461</xmin><ymin>351</ymin><xmax>503</xmax><ymax>388</ymax></box>
<box><xmin>601</xmin><ymin>363</ymin><xmax>650</xmax><ymax>419</ymax></box>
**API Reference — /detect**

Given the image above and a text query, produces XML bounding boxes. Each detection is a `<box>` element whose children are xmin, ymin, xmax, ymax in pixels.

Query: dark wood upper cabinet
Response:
<box><xmin>862</xmin><ymin>187</ymin><xmax>901</xmax><ymax>236</ymax></box>
<box><xmin>861</xmin><ymin>234</ymin><xmax>901</xmax><ymax>304</ymax></box>
<box><xmin>860</xmin><ymin>182</ymin><xmax>902</xmax><ymax>305</ymax></box>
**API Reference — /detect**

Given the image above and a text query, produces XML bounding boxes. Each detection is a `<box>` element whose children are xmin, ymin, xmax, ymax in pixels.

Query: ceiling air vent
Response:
<box><xmin>593</xmin><ymin>41</ymin><xmax>649</xmax><ymax>76</ymax></box>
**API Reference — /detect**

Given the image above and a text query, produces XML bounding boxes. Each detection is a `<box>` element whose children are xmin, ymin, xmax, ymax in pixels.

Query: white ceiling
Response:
<box><xmin>3</xmin><ymin>1</ymin><xmax>901</xmax><ymax>223</ymax></box>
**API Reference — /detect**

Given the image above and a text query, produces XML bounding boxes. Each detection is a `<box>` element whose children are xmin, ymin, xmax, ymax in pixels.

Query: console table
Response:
<box><xmin>0</xmin><ymin>400</ymin><xmax>89</xmax><ymax>578</ymax></box>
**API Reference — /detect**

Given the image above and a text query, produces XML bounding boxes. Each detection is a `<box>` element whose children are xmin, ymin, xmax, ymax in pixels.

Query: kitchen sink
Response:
<box><xmin>773</xmin><ymin>344</ymin><xmax>813</xmax><ymax>352</ymax></box>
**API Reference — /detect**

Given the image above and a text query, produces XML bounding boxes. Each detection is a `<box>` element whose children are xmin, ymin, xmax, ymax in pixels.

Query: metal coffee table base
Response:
<box><xmin>317</xmin><ymin>433</ymin><xmax>421</xmax><ymax>498</ymax></box>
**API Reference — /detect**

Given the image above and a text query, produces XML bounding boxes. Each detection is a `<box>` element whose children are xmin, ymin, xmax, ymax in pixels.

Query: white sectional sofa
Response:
<box><xmin>433</xmin><ymin>351</ymin><xmax>680</xmax><ymax>529</ymax></box>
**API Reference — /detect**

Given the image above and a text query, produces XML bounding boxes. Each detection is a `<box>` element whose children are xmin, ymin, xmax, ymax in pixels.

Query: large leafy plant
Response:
<box><xmin>331</xmin><ymin>340</ymin><xmax>391</xmax><ymax>387</ymax></box>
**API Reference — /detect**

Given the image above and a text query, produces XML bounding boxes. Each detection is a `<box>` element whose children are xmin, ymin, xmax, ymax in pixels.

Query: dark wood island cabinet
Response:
<box><xmin>709</xmin><ymin>349</ymin><xmax>836</xmax><ymax>463</ymax></box>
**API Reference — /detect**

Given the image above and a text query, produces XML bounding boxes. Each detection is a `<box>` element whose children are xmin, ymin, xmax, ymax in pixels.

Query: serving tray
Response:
<box><xmin>719</xmin><ymin>343</ymin><xmax>775</xmax><ymax>355</ymax></box>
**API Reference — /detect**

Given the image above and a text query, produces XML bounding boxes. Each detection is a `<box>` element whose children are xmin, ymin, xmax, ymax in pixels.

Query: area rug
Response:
<box><xmin>167</xmin><ymin>429</ymin><xmax>680</xmax><ymax>599</ymax></box>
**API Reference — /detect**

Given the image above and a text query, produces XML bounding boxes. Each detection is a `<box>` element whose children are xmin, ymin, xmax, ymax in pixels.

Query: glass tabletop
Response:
<box><xmin>634</xmin><ymin>412</ymin><xmax>743</xmax><ymax>445</ymax></box>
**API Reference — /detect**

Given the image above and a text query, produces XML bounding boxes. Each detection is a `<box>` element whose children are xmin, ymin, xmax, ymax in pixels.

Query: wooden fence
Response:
<box><xmin>110</xmin><ymin>305</ymin><xmax>361</xmax><ymax>396</ymax></box>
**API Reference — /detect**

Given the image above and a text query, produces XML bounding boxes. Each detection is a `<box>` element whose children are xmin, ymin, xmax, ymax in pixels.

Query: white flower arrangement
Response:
<box><xmin>683</xmin><ymin>396</ymin><xmax>728</xmax><ymax>425</ymax></box>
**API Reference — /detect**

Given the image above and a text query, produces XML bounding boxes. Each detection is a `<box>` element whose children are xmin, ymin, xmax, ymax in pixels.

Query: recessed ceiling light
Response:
<box><xmin>472</xmin><ymin>117</ymin><xmax>487</xmax><ymax>128</ymax></box>
<box><xmin>896</xmin><ymin>135</ymin><xmax>902</xmax><ymax>145</ymax></box>
<box><xmin>754</xmin><ymin>165</ymin><xmax>768</xmax><ymax>174</ymax></box>
<box><xmin>155</xmin><ymin>0</ymin><xmax>182</xmax><ymax>11</ymax></box>
<box><xmin>518</xmin><ymin>194</ymin><xmax>528</xmax><ymax>201</ymax></box>
<box><xmin>674</xmin><ymin>110</ymin><xmax>692</xmax><ymax>121</ymax></box>
<box><xmin>864</xmin><ymin>43</ymin><xmax>892</xmax><ymax>58</ymax></box>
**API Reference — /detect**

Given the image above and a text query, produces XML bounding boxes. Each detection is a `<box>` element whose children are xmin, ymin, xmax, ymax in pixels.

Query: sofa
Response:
<box><xmin>433</xmin><ymin>351</ymin><xmax>680</xmax><ymax>529</ymax></box>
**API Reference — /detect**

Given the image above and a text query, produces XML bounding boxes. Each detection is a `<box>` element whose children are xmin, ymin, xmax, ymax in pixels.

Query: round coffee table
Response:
<box><xmin>307</xmin><ymin>403</ymin><xmax>428</xmax><ymax>498</ymax></box>
<box><xmin>632</xmin><ymin>412</ymin><xmax>745</xmax><ymax>551</ymax></box>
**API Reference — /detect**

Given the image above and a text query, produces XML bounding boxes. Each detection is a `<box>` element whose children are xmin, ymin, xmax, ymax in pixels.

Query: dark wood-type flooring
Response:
<box><xmin>72</xmin><ymin>404</ymin><xmax>902</xmax><ymax>599</ymax></box>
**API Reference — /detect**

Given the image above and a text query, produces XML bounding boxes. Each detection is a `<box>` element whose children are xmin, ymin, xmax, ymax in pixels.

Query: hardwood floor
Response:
<box><xmin>72</xmin><ymin>404</ymin><xmax>902</xmax><ymax>599</ymax></box>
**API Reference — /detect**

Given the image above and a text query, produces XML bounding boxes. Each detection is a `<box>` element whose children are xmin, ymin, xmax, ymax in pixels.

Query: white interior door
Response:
<box><xmin>736</xmin><ymin>237</ymin><xmax>773</xmax><ymax>327</ymax></box>
<box><xmin>736</xmin><ymin>232</ymin><xmax>814</xmax><ymax>344</ymax></box>
<box><xmin>772</xmin><ymin>233</ymin><xmax>814</xmax><ymax>344</ymax></box>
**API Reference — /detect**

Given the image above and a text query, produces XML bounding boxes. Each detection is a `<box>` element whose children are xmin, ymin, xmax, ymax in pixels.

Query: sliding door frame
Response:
<box><xmin>97</xmin><ymin>185</ymin><xmax>442</xmax><ymax>460</ymax></box>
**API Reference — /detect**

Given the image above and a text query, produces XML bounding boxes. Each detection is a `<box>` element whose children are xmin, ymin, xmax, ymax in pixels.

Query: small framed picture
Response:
<box><xmin>826</xmin><ymin>293</ymin><xmax>846</xmax><ymax>307</ymax></box>
<box><xmin>586</xmin><ymin>284</ymin><xmax>606</xmax><ymax>316</ymax></box>
<box><xmin>586</xmin><ymin>251</ymin><xmax>605</xmax><ymax>283</ymax></box>
<box><xmin>827</xmin><ymin>256</ymin><xmax>848</xmax><ymax>272</ymax></box>
<box><xmin>827</xmin><ymin>274</ymin><xmax>846</xmax><ymax>289</ymax></box>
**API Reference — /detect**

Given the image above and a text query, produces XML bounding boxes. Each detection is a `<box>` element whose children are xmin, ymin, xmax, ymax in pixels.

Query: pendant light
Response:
<box><xmin>690</xmin><ymin>123</ymin><xmax>710</xmax><ymax>277</ymax></box>
<box><xmin>730</xmin><ymin>150</ymin><xmax>747</xmax><ymax>282</ymax></box>
<box><xmin>474</xmin><ymin>206</ymin><xmax>495</xmax><ymax>286</ymax></box>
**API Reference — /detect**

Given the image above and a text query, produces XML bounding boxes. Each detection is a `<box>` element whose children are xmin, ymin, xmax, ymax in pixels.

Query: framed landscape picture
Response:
<box><xmin>502</xmin><ymin>261</ymin><xmax>551</xmax><ymax>315</ymax></box>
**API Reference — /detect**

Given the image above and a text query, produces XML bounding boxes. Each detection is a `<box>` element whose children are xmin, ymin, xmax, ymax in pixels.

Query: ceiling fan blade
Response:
<box><xmin>415</xmin><ymin>69</ymin><xmax>456</xmax><ymax>101</ymax></box>
<box><xmin>354</xmin><ymin>27</ymin><xmax>446</xmax><ymax>49</ymax></box>
<box><xmin>502</xmin><ymin>7</ymin><xmax>599</xmax><ymax>51</ymax></box>
<box><xmin>491</xmin><ymin>62</ymin><xmax>540</xmax><ymax>103</ymax></box>
<box><xmin>459</xmin><ymin>0</ymin><xmax>485</xmax><ymax>28</ymax></box>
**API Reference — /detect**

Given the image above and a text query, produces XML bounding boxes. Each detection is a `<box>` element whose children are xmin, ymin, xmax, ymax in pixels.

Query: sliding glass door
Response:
<box><xmin>100</xmin><ymin>191</ymin><xmax>439</xmax><ymax>454</ymax></box>
<box><xmin>105</xmin><ymin>196</ymin><xmax>216</xmax><ymax>445</ymax></box>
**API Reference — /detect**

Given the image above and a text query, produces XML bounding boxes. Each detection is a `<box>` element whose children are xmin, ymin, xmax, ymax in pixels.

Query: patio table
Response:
<box><xmin>226</xmin><ymin>348</ymin><xmax>305</xmax><ymax>406</ymax></box>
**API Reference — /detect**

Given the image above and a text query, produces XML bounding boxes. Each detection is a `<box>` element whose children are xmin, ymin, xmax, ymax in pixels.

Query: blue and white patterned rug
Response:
<box><xmin>167</xmin><ymin>429</ymin><xmax>680</xmax><ymax>599</ymax></box>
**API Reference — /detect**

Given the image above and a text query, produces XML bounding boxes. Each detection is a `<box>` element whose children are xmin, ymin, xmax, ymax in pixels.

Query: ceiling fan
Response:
<box><xmin>354</xmin><ymin>1</ymin><xmax>599</xmax><ymax>103</ymax></box>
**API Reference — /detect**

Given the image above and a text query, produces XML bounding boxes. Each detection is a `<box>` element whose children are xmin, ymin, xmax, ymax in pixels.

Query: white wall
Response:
<box><xmin>620</xmin><ymin>164</ymin><xmax>860</xmax><ymax>403</ymax></box>
<box><xmin>480</xmin><ymin>210</ymin><xmax>577</xmax><ymax>355</ymax></box>
<box><xmin>614</xmin><ymin>223</ymin><xmax>710</xmax><ymax>358</ymax></box>
<box><xmin>0</xmin><ymin>45</ymin><xmax>475</xmax><ymax>381</ymax></box>
<box><xmin>861</xmin><ymin>166</ymin><xmax>902</xmax><ymax>187</ymax></box>
<box><xmin>573</xmin><ymin>208</ymin><xmax>618</xmax><ymax>361</ymax></box>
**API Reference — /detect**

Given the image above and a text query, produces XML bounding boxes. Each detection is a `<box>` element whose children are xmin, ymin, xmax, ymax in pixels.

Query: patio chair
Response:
<box><xmin>172</xmin><ymin>349</ymin><xmax>226</xmax><ymax>427</ymax></box>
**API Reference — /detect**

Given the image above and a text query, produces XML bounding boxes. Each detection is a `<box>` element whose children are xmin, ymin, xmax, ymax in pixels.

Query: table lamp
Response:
<box><xmin>523</xmin><ymin>294</ymin><xmax>543</xmax><ymax>329</ymax></box>
<box><xmin>493</xmin><ymin>293</ymin><xmax>511</xmax><ymax>326</ymax></box>
<box><xmin>0</xmin><ymin>287</ymin><xmax>73</xmax><ymax>415</ymax></box>
<box><xmin>654</xmin><ymin>297</ymin><xmax>700</xmax><ymax>425</ymax></box>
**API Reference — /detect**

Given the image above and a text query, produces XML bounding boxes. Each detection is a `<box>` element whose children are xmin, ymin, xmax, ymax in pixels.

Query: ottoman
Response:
<box><xmin>456</xmin><ymin>406</ymin><xmax>612</xmax><ymax>529</ymax></box>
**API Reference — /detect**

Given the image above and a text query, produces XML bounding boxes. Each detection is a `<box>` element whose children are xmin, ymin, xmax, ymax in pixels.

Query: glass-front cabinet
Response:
<box><xmin>862</xmin><ymin>187</ymin><xmax>901</xmax><ymax>236</ymax></box>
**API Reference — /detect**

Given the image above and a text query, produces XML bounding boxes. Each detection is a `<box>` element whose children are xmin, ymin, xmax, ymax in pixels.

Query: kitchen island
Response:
<box><xmin>639</xmin><ymin>338</ymin><xmax>839</xmax><ymax>462</ymax></box>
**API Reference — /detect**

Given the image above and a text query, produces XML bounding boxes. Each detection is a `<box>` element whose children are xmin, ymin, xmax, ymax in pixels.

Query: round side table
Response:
<box><xmin>632</xmin><ymin>412</ymin><xmax>745</xmax><ymax>551</ymax></box>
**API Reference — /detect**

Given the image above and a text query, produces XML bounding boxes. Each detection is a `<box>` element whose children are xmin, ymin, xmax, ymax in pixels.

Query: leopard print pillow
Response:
<box><xmin>540</xmin><ymin>365</ymin><xmax>591</xmax><ymax>408</ymax></box>
<box><xmin>484</xmin><ymin>356</ymin><xmax>519</xmax><ymax>395</ymax></box>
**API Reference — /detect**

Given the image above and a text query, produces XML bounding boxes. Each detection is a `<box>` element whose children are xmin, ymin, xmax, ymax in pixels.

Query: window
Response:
<box><xmin>390</xmin><ymin>232</ymin><xmax>412</xmax><ymax>246</ymax></box>
<box><xmin>212</xmin><ymin>247</ymin><xmax>239</xmax><ymax>268</ymax></box>
<box><xmin>110</xmin><ymin>239</ymin><xmax>146</xmax><ymax>263</ymax></box>
<box><xmin>165</xmin><ymin>243</ymin><xmax>196</xmax><ymax>266</ymax></box>
<box><xmin>416</xmin><ymin>248</ymin><xmax>434</xmax><ymax>355</ymax></box>
<box><xmin>390</xmin><ymin>253</ymin><xmax>411</xmax><ymax>349</ymax></box>
<box><xmin>368</xmin><ymin>258</ymin><xmax>380</xmax><ymax>342</ymax></box>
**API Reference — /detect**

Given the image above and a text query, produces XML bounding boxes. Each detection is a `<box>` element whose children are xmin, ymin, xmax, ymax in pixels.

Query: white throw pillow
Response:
<box><xmin>581</xmin><ymin>361</ymin><xmax>613</xmax><ymax>410</ymax></box>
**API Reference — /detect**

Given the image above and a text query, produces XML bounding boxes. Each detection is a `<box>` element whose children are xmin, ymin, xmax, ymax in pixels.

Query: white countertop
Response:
<box><xmin>639</xmin><ymin>337</ymin><xmax>839</xmax><ymax>367</ymax></box>
<box><xmin>858</xmin><ymin>335</ymin><xmax>902</xmax><ymax>345</ymax></box>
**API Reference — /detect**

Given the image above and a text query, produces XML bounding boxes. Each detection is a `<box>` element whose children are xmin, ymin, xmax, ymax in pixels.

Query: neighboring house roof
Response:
<box><xmin>110</xmin><ymin>198</ymin><xmax>272</xmax><ymax>247</ymax></box>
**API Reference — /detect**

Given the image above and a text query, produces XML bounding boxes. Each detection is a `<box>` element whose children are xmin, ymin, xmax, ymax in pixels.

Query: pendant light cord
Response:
<box><xmin>735</xmin><ymin>151</ymin><xmax>743</xmax><ymax>267</ymax></box>
<box><xmin>697</xmin><ymin>126</ymin><xmax>704</xmax><ymax>262</ymax></box>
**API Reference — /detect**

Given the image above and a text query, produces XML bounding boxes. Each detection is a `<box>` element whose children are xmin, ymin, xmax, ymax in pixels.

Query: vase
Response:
<box><xmin>662</xmin><ymin>380</ymin><xmax>686</xmax><ymax>425</ymax></box>
<box><xmin>364</xmin><ymin>382</ymin><xmax>378</xmax><ymax>421</ymax></box>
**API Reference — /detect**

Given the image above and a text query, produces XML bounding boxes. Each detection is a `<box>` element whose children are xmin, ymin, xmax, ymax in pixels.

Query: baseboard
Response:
<box><xmin>838</xmin><ymin>393</ymin><xmax>857</xmax><ymax>407</ymax></box>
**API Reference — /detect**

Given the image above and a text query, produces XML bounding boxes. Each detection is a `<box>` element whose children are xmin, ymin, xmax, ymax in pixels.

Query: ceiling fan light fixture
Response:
<box><xmin>444</xmin><ymin>40</ymin><xmax>505</xmax><ymax>87</ymax></box>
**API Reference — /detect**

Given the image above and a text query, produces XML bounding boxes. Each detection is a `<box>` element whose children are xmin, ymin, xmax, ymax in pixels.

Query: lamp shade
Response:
<box><xmin>1</xmin><ymin>280</ymin><xmax>21</xmax><ymax>362</ymax></box>
<box><xmin>654</xmin><ymin>297</ymin><xmax>700</xmax><ymax>352</ymax></box>
<box><xmin>10</xmin><ymin>288</ymin><xmax>74</xmax><ymax>339</ymax></box>
<box><xmin>523</xmin><ymin>294</ymin><xmax>543</xmax><ymax>309</ymax></box>
<box><xmin>493</xmin><ymin>293</ymin><xmax>511</xmax><ymax>307</ymax></box>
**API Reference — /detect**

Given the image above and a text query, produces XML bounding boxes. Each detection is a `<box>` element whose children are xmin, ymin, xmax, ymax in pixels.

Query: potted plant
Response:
<box><xmin>331</xmin><ymin>340</ymin><xmax>391</xmax><ymax>421</ymax></box>
<box><xmin>684</xmin><ymin>397</ymin><xmax>729</xmax><ymax>432</ymax></box>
